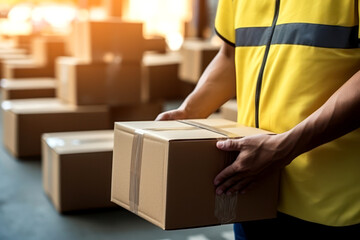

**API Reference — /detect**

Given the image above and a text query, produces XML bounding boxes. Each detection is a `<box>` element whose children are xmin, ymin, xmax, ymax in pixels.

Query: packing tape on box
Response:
<box><xmin>128</xmin><ymin>120</ymin><xmax>240</xmax><ymax>221</ymax></box>
<box><xmin>129</xmin><ymin>129</ymin><xmax>145</xmax><ymax>214</ymax></box>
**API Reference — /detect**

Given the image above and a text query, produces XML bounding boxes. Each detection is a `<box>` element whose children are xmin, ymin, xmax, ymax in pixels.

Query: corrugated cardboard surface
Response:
<box><xmin>220</xmin><ymin>99</ymin><xmax>238</xmax><ymax>122</ymax></box>
<box><xmin>42</xmin><ymin>130</ymin><xmax>116</xmax><ymax>212</ymax></box>
<box><xmin>56</xmin><ymin>57</ymin><xmax>141</xmax><ymax>105</ymax></box>
<box><xmin>2</xmin><ymin>98</ymin><xmax>110</xmax><ymax>157</ymax></box>
<box><xmin>111</xmin><ymin>119</ymin><xmax>280</xmax><ymax>230</ymax></box>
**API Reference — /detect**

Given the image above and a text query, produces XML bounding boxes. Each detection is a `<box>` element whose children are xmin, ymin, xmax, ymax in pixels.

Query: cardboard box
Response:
<box><xmin>109</xmin><ymin>101</ymin><xmax>163</xmax><ymax>124</ymax></box>
<box><xmin>2</xmin><ymin>98</ymin><xmax>110</xmax><ymax>157</ymax></box>
<box><xmin>73</xmin><ymin>19</ymin><xmax>144</xmax><ymax>62</ymax></box>
<box><xmin>2</xmin><ymin>37</ymin><xmax>66</xmax><ymax>79</ymax></box>
<box><xmin>31</xmin><ymin>36</ymin><xmax>66</xmax><ymax>66</ymax></box>
<box><xmin>56</xmin><ymin>57</ymin><xmax>141</xmax><ymax>106</ymax></box>
<box><xmin>179</xmin><ymin>39</ymin><xmax>220</xmax><ymax>83</ymax></box>
<box><xmin>142</xmin><ymin>52</ymin><xmax>191</xmax><ymax>101</ymax></box>
<box><xmin>0</xmin><ymin>54</ymin><xmax>31</xmax><ymax>78</ymax></box>
<box><xmin>220</xmin><ymin>99</ymin><xmax>238</xmax><ymax>122</ymax></box>
<box><xmin>42</xmin><ymin>130</ymin><xmax>116</xmax><ymax>212</ymax></box>
<box><xmin>111</xmin><ymin>119</ymin><xmax>280</xmax><ymax>230</ymax></box>
<box><xmin>1</xmin><ymin>78</ymin><xmax>56</xmax><ymax>100</ymax></box>
<box><xmin>144</xmin><ymin>36</ymin><xmax>167</xmax><ymax>53</ymax></box>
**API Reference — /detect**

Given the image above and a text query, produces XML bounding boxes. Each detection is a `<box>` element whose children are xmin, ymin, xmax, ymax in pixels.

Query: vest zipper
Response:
<box><xmin>255</xmin><ymin>0</ymin><xmax>280</xmax><ymax>128</ymax></box>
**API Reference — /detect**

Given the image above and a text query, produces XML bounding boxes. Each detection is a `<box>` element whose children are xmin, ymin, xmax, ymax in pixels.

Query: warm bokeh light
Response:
<box><xmin>8</xmin><ymin>3</ymin><xmax>32</xmax><ymax>22</ymax></box>
<box><xmin>124</xmin><ymin>0</ymin><xmax>192</xmax><ymax>51</ymax></box>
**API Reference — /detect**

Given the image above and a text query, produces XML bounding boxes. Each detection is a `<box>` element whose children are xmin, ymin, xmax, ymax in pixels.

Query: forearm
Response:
<box><xmin>283</xmin><ymin>70</ymin><xmax>360</xmax><ymax>158</ymax></box>
<box><xmin>178</xmin><ymin>43</ymin><xmax>236</xmax><ymax>118</ymax></box>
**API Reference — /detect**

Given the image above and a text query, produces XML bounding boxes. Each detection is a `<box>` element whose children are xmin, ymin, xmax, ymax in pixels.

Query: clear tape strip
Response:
<box><xmin>129</xmin><ymin>129</ymin><xmax>145</xmax><ymax>214</ymax></box>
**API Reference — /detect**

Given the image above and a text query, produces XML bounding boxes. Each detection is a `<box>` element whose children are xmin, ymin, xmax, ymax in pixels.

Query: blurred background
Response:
<box><xmin>0</xmin><ymin>1</ymin><xmax>238</xmax><ymax>240</ymax></box>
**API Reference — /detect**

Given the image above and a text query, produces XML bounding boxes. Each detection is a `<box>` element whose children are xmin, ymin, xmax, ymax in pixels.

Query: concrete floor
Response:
<box><xmin>0</xmin><ymin>99</ymin><xmax>234</xmax><ymax>240</ymax></box>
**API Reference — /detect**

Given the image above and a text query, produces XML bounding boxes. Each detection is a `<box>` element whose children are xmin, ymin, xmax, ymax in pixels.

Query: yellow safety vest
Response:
<box><xmin>215</xmin><ymin>0</ymin><xmax>360</xmax><ymax>226</ymax></box>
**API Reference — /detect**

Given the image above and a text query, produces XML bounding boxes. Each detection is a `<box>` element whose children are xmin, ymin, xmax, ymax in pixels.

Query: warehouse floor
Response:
<box><xmin>0</xmin><ymin>98</ymin><xmax>234</xmax><ymax>240</ymax></box>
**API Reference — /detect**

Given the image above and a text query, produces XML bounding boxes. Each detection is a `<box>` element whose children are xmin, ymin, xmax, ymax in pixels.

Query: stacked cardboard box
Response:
<box><xmin>2</xmin><ymin>98</ymin><xmax>109</xmax><ymax>157</ymax></box>
<box><xmin>56</xmin><ymin>19</ymin><xmax>143</xmax><ymax>106</ymax></box>
<box><xmin>141</xmin><ymin>52</ymin><xmax>193</xmax><ymax>101</ymax></box>
<box><xmin>57</xmin><ymin>18</ymin><xmax>163</xmax><ymax>121</ymax></box>
<box><xmin>111</xmin><ymin>119</ymin><xmax>280</xmax><ymax>230</ymax></box>
<box><xmin>220</xmin><ymin>99</ymin><xmax>238</xmax><ymax>122</ymax></box>
<box><xmin>3</xmin><ymin>36</ymin><xmax>66</xmax><ymax>79</ymax></box>
<box><xmin>42</xmin><ymin>130</ymin><xmax>116</xmax><ymax>212</ymax></box>
<box><xmin>179</xmin><ymin>39</ymin><xmax>220</xmax><ymax>84</ymax></box>
<box><xmin>1</xmin><ymin>78</ymin><xmax>56</xmax><ymax>101</ymax></box>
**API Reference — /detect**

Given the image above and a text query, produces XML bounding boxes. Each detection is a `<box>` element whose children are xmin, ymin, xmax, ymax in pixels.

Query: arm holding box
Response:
<box><xmin>156</xmin><ymin>42</ymin><xmax>236</xmax><ymax>120</ymax></box>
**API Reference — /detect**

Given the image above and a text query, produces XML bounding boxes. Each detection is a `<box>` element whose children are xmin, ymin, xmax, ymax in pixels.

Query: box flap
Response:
<box><xmin>114</xmin><ymin>119</ymin><xmax>272</xmax><ymax>141</ymax></box>
<box><xmin>143</xmin><ymin>52</ymin><xmax>181</xmax><ymax>66</ymax></box>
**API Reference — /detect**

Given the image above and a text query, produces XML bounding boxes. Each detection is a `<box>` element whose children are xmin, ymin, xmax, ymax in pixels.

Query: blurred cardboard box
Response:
<box><xmin>179</xmin><ymin>39</ymin><xmax>220</xmax><ymax>84</ymax></box>
<box><xmin>42</xmin><ymin>130</ymin><xmax>116</xmax><ymax>212</ymax></box>
<box><xmin>1</xmin><ymin>78</ymin><xmax>56</xmax><ymax>100</ymax></box>
<box><xmin>109</xmin><ymin>101</ymin><xmax>163</xmax><ymax>124</ymax></box>
<box><xmin>0</xmin><ymin>54</ymin><xmax>32</xmax><ymax>78</ymax></box>
<box><xmin>2</xmin><ymin>37</ymin><xmax>66</xmax><ymax>79</ymax></box>
<box><xmin>111</xmin><ymin>119</ymin><xmax>280</xmax><ymax>230</ymax></box>
<box><xmin>144</xmin><ymin>36</ymin><xmax>167</xmax><ymax>53</ymax></box>
<box><xmin>142</xmin><ymin>52</ymin><xmax>191</xmax><ymax>101</ymax></box>
<box><xmin>220</xmin><ymin>99</ymin><xmax>238</xmax><ymax>122</ymax></box>
<box><xmin>0</xmin><ymin>48</ymin><xmax>27</xmax><ymax>55</ymax></box>
<box><xmin>73</xmin><ymin>19</ymin><xmax>144</xmax><ymax>63</ymax></box>
<box><xmin>56</xmin><ymin>57</ymin><xmax>141</xmax><ymax>106</ymax></box>
<box><xmin>31</xmin><ymin>36</ymin><xmax>66</xmax><ymax>66</ymax></box>
<box><xmin>2</xmin><ymin>98</ymin><xmax>110</xmax><ymax>157</ymax></box>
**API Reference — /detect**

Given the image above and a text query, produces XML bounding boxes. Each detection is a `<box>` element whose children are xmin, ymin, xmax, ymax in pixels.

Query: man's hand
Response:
<box><xmin>214</xmin><ymin>133</ymin><xmax>294</xmax><ymax>195</ymax></box>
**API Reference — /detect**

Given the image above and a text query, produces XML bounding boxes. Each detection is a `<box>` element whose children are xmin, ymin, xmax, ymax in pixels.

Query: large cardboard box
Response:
<box><xmin>142</xmin><ymin>52</ymin><xmax>191</xmax><ymax>101</ymax></box>
<box><xmin>2</xmin><ymin>98</ymin><xmax>110</xmax><ymax>157</ymax></box>
<box><xmin>179</xmin><ymin>39</ymin><xmax>220</xmax><ymax>84</ymax></box>
<box><xmin>220</xmin><ymin>99</ymin><xmax>238</xmax><ymax>122</ymax></box>
<box><xmin>56</xmin><ymin>57</ymin><xmax>141</xmax><ymax>106</ymax></box>
<box><xmin>73</xmin><ymin>19</ymin><xmax>144</xmax><ymax>62</ymax></box>
<box><xmin>111</xmin><ymin>119</ymin><xmax>280</xmax><ymax>230</ymax></box>
<box><xmin>42</xmin><ymin>130</ymin><xmax>116</xmax><ymax>212</ymax></box>
<box><xmin>1</xmin><ymin>78</ymin><xmax>56</xmax><ymax>100</ymax></box>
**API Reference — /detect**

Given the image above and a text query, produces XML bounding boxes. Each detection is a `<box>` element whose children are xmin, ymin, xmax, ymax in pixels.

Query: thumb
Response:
<box><xmin>216</xmin><ymin>139</ymin><xmax>242</xmax><ymax>151</ymax></box>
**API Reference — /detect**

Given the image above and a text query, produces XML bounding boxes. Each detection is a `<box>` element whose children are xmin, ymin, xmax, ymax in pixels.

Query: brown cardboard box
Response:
<box><xmin>220</xmin><ymin>99</ymin><xmax>238</xmax><ymax>122</ymax></box>
<box><xmin>179</xmin><ymin>39</ymin><xmax>220</xmax><ymax>84</ymax></box>
<box><xmin>1</xmin><ymin>78</ymin><xmax>56</xmax><ymax>100</ymax></box>
<box><xmin>111</xmin><ymin>119</ymin><xmax>280</xmax><ymax>230</ymax></box>
<box><xmin>42</xmin><ymin>130</ymin><xmax>116</xmax><ymax>212</ymax></box>
<box><xmin>144</xmin><ymin>36</ymin><xmax>167</xmax><ymax>53</ymax></box>
<box><xmin>142</xmin><ymin>52</ymin><xmax>190</xmax><ymax>101</ymax></box>
<box><xmin>2</xmin><ymin>37</ymin><xmax>66</xmax><ymax>79</ymax></box>
<box><xmin>73</xmin><ymin>19</ymin><xmax>144</xmax><ymax>62</ymax></box>
<box><xmin>31</xmin><ymin>36</ymin><xmax>66</xmax><ymax>66</ymax></box>
<box><xmin>2</xmin><ymin>98</ymin><xmax>110</xmax><ymax>157</ymax></box>
<box><xmin>109</xmin><ymin>101</ymin><xmax>163</xmax><ymax>124</ymax></box>
<box><xmin>56</xmin><ymin>57</ymin><xmax>141</xmax><ymax>106</ymax></box>
<box><xmin>0</xmin><ymin>54</ymin><xmax>31</xmax><ymax>78</ymax></box>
